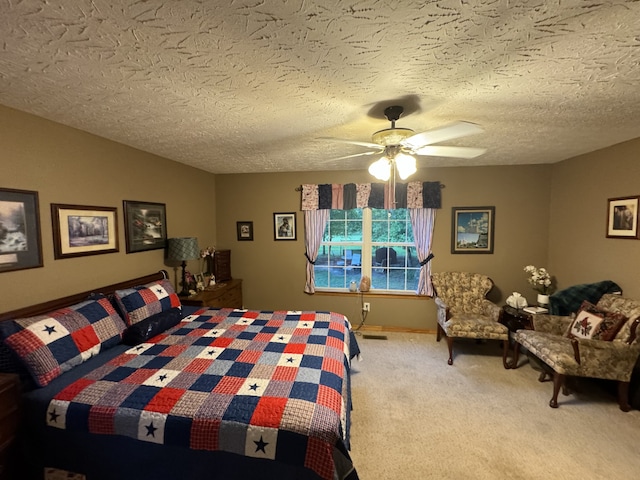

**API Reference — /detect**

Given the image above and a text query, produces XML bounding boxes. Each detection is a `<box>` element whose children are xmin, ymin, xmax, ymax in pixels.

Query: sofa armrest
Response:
<box><xmin>532</xmin><ymin>314</ymin><xmax>573</xmax><ymax>335</ymax></box>
<box><xmin>434</xmin><ymin>296</ymin><xmax>451</xmax><ymax>322</ymax></box>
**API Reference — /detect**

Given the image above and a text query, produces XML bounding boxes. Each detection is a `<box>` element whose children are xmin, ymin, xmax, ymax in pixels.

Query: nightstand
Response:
<box><xmin>499</xmin><ymin>305</ymin><xmax>535</xmax><ymax>332</ymax></box>
<box><xmin>0</xmin><ymin>373</ymin><xmax>20</xmax><ymax>479</ymax></box>
<box><xmin>181</xmin><ymin>278</ymin><xmax>243</xmax><ymax>309</ymax></box>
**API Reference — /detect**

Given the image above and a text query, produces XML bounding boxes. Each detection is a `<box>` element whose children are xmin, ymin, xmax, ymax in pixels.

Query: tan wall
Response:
<box><xmin>549</xmin><ymin>137</ymin><xmax>640</xmax><ymax>297</ymax></box>
<box><xmin>215</xmin><ymin>165</ymin><xmax>552</xmax><ymax>330</ymax></box>
<box><xmin>0</xmin><ymin>105</ymin><xmax>217</xmax><ymax>312</ymax></box>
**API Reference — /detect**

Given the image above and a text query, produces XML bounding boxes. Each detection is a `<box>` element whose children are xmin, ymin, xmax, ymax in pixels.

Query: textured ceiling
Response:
<box><xmin>1</xmin><ymin>0</ymin><xmax>640</xmax><ymax>174</ymax></box>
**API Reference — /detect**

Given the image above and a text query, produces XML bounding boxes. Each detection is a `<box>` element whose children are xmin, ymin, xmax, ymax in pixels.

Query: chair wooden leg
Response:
<box><xmin>445</xmin><ymin>336</ymin><xmax>454</xmax><ymax>365</ymax></box>
<box><xmin>510</xmin><ymin>340</ymin><xmax>521</xmax><ymax>369</ymax></box>
<box><xmin>618</xmin><ymin>381</ymin><xmax>631</xmax><ymax>412</ymax></box>
<box><xmin>549</xmin><ymin>373</ymin><xmax>565</xmax><ymax>408</ymax></box>
<box><xmin>501</xmin><ymin>339</ymin><xmax>510</xmax><ymax>369</ymax></box>
<box><xmin>436</xmin><ymin>323</ymin><xmax>443</xmax><ymax>342</ymax></box>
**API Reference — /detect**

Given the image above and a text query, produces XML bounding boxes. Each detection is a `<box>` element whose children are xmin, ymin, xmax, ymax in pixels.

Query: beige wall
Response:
<box><xmin>215</xmin><ymin>165</ymin><xmax>552</xmax><ymax>330</ymax></box>
<box><xmin>0</xmin><ymin>105</ymin><xmax>217</xmax><ymax>311</ymax></box>
<box><xmin>549</xmin><ymin>137</ymin><xmax>640</xmax><ymax>298</ymax></box>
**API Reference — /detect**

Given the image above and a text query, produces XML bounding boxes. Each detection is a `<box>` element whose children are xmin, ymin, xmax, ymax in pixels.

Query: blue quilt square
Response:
<box><xmin>320</xmin><ymin>371</ymin><xmax>343</xmax><ymax>392</ymax></box>
<box><xmin>65</xmin><ymin>402</ymin><xmax>91</xmax><ymax>431</ymax></box>
<box><xmin>103</xmin><ymin>366</ymin><xmax>137</xmax><ymax>382</ymax></box>
<box><xmin>290</xmin><ymin>382</ymin><xmax>318</xmax><ymax>402</ymax></box>
<box><xmin>306</xmin><ymin>335</ymin><xmax>326</xmax><ymax>345</ymax></box>
<box><xmin>76</xmin><ymin>300</ymin><xmax>109</xmax><ymax>324</ymax></box>
<box><xmin>193</xmin><ymin>336</ymin><xmax>216</xmax><ymax>347</ymax></box>
<box><xmin>120</xmin><ymin>385</ymin><xmax>160</xmax><ymax>410</ymax></box>
<box><xmin>223</xmin><ymin>396</ymin><xmax>260</xmax><ymax>423</ymax></box>
<box><xmin>164</xmin><ymin>414</ymin><xmax>192</xmax><ymax>447</ymax></box>
<box><xmin>142</xmin><ymin>344</ymin><xmax>170</xmax><ymax>356</ymax></box>
<box><xmin>237</xmin><ymin>331</ymin><xmax>257</xmax><ymax>341</ymax></box>
<box><xmin>261</xmin><ymin>326</ymin><xmax>279</xmax><ymax>334</ymax></box>
<box><xmin>143</xmin><ymin>356</ymin><xmax>173</xmax><ymax>370</ymax></box>
<box><xmin>264</xmin><ymin>343</ymin><xmax>286</xmax><ymax>353</ymax></box>
<box><xmin>300</xmin><ymin>355</ymin><xmax>323</xmax><ymax>369</ymax></box>
<box><xmin>328</xmin><ymin>329</ymin><xmax>345</xmax><ymax>341</ymax></box>
<box><xmin>190</xmin><ymin>374</ymin><xmax>223</xmax><ymax>392</ymax></box>
<box><xmin>47</xmin><ymin>336</ymin><xmax>80</xmax><ymax>363</ymax></box>
<box><xmin>252</xmin><ymin>319</ymin><xmax>268</xmax><ymax>326</ymax></box>
<box><xmin>275</xmin><ymin>430</ymin><xmax>308</xmax><ymax>466</ymax></box>
<box><xmin>227</xmin><ymin>311</ymin><xmax>245</xmax><ymax>318</ymax></box>
<box><xmin>314</xmin><ymin>321</ymin><xmax>330</xmax><ymax>329</ymax></box>
<box><xmin>218</xmin><ymin>348</ymin><xmax>242</xmax><ymax>361</ymax></box>
<box><xmin>226</xmin><ymin>361</ymin><xmax>253</xmax><ymax>378</ymax></box>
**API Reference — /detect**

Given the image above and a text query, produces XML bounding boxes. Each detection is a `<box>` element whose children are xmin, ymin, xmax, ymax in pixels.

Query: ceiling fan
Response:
<box><xmin>326</xmin><ymin>105</ymin><xmax>487</xmax><ymax>180</ymax></box>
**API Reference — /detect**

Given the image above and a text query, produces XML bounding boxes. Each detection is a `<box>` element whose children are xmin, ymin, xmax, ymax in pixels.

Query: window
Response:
<box><xmin>313</xmin><ymin>208</ymin><xmax>420</xmax><ymax>292</ymax></box>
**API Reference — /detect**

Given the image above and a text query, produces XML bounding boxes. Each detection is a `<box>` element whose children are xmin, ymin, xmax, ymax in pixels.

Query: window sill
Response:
<box><xmin>311</xmin><ymin>289</ymin><xmax>429</xmax><ymax>300</ymax></box>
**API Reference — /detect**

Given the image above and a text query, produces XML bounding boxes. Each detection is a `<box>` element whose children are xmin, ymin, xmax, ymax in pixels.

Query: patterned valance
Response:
<box><xmin>301</xmin><ymin>181</ymin><xmax>442</xmax><ymax>210</ymax></box>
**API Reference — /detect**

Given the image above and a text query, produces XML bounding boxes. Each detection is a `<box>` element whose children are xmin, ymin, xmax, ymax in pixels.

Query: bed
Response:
<box><xmin>0</xmin><ymin>271</ymin><xmax>359</xmax><ymax>480</ymax></box>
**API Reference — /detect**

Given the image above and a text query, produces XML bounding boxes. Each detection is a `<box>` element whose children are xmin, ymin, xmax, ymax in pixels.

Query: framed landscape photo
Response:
<box><xmin>606</xmin><ymin>196</ymin><xmax>640</xmax><ymax>239</ymax></box>
<box><xmin>123</xmin><ymin>200</ymin><xmax>167</xmax><ymax>253</ymax></box>
<box><xmin>0</xmin><ymin>188</ymin><xmax>43</xmax><ymax>273</ymax></box>
<box><xmin>451</xmin><ymin>206</ymin><xmax>495</xmax><ymax>254</ymax></box>
<box><xmin>51</xmin><ymin>204</ymin><xmax>119</xmax><ymax>259</ymax></box>
<box><xmin>274</xmin><ymin>212</ymin><xmax>296</xmax><ymax>241</ymax></box>
<box><xmin>237</xmin><ymin>221</ymin><xmax>254</xmax><ymax>241</ymax></box>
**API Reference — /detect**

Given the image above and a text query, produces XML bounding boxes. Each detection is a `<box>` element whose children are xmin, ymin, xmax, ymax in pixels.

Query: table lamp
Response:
<box><xmin>167</xmin><ymin>237</ymin><xmax>200</xmax><ymax>296</ymax></box>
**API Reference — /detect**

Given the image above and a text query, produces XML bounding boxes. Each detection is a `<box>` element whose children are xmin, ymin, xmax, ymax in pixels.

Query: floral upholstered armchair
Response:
<box><xmin>513</xmin><ymin>293</ymin><xmax>640</xmax><ymax>411</ymax></box>
<box><xmin>431</xmin><ymin>272</ymin><xmax>509</xmax><ymax>366</ymax></box>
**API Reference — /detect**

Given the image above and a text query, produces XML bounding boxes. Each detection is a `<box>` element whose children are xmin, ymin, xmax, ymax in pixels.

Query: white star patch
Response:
<box><xmin>238</xmin><ymin>377</ymin><xmax>267</xmax><ymax>396</ymax></box>
<box><xmin>46</xmin><ymin>399</ymin><xmax>69</xmax><ymax>429</ymax></box>
<box><xmin>142</xmin><ymin>369</ymin><xmax>180</xmax><ymax>387</ymax></box>
<box><xmin>138</xmin><ymin>411</ymin><xmax>166</xmax><ymax>444</ymax></box>
<box><xmin>277</xmin><ymin>353</ymin><xmax>302</xmax><ymax>367</ymax></box>
<box><xmin>245</xmin><ymin>425</ymin><xmax>278</xmax><ymax>459</ymax></box>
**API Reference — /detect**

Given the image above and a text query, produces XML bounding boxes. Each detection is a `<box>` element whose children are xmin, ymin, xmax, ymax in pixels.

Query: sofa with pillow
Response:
<box><xmin>512</xmin><ymin>294</ymin><xmax>640</xmax><ymax>411</ymax></box>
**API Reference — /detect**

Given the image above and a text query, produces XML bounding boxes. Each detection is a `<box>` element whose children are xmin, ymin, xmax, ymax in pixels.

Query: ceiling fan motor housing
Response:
<box><xmin>372</xmin><ymin>127</ymin><xmax>414</xmax><ymax>146</ymax></box>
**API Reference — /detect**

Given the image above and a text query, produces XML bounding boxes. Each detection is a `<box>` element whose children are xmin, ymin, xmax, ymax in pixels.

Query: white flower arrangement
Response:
<box><xmin>523</xmin><ymin>265</ymin><xmax>553</xmax><ymax>294</ymax></box>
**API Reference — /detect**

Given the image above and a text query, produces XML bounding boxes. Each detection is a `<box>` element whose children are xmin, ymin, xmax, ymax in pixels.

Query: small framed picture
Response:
<box><xmin>0</xmin><ymin>188</ymin><xmax>43</xmax><ymax>273</ymax></box>
<box><xmin>606</xmin><ymin>196</ymin><xmax>640</xmax><ymax>239</ymax></box>
<box><xmin>451</xmin><ymin>206</ymin><xmax>495</xmax><ymax>254</ymax></box>
<box><xmin>51</xmin><ymin>204</ymin><xmax>119</xmax><ymax>259</ymax></box>
<box><xmin>237</xmin><ymin>221</ymin><xmax>254</xmax><ymax>241</ymax></box>
<box><xmin>123</xmin><ymin>200</ymin><xmax>167</xmax><ymax>253</ymax></box>
<box><xmin>274</xmin><ymin>212</ymin><xmax>296</xmax><ymax>241</ymax></box>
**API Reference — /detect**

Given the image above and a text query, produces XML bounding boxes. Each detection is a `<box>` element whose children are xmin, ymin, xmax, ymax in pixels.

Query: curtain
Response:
<box><xmin>303</xmin><ymin>209</ymin><xmax>330</xmax><ymax>294</ymax></box>
<box><xmin>410</xmin><ymin>208</ymin><xmax>437</xmax><ymax>296</ymax></box>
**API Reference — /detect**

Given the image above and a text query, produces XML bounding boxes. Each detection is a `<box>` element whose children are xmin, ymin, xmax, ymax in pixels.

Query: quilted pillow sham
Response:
<box><xmin>0</xmin><ymin>294</ymin><xmax>126</xmax><ymax>387</ymax></box>
<box><xmin>114</xmin><ymin>279</ymin><xmax>181</xmax><ymax>326</ymax></box>
<box><xmin>566</xmin><ymin>300</ymin><xmax>627</xmax><ymax>341</ymax></box>
<box><xmin>121</xmin><ymin>307</ymin><xmax>183</xmax><ymax>346</ymax></box>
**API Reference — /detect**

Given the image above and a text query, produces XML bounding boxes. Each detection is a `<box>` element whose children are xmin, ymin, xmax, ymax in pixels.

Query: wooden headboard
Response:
<box><xmin>0</xmin><ymin>270</ymin><xmax>168</xmax><ymax>323</ymax></box>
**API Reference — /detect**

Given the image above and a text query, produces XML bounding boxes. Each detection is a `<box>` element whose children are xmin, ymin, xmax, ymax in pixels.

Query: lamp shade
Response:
<box><xmin>395</xmin><ymin>153</ymin><xmax>417</xmax><ymax>180</ymax></box>
<box><xmin>167</xmin><ymin>237</ymin><xmax>200</xmax><ymax>261</ymax></box>
<box><xmin>368</xmin><ymin>157</ymin><xmax>391</xmax><ymax>181</ymax></box>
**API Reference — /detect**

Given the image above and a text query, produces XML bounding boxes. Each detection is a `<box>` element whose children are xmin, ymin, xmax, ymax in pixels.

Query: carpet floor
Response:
<box><xmin>348</xmin><ymin>331</ymin><xmax>640</xmax><ymax>480</ymax></box>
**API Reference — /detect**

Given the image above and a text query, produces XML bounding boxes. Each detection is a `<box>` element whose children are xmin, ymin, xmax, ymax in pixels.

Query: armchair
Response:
<box><xmin>431</xmin><ymin>272</ymin><xmax>509</xmax><ymax>366</ymax></box>
<box><xmin>512</xmin><ymin>293</ymin><xmax>640</xmax><ymax>411</ymax></box>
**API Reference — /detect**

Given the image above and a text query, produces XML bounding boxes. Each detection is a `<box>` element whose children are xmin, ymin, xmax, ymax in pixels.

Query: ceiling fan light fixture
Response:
<box><xmin>395</xmin><ymin>153</ymin><xmax>417</xmax><ymax>180</ymax></box>
<box><xmin>368</xmin><ymin>157</ymin><xmax>391</xmax><ymax>181</ymax></box>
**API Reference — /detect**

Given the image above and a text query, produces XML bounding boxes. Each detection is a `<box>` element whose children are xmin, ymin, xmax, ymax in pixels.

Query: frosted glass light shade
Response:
<box><xmin>395</xmin><ymin>153</ymin><xmax>417</xmax><ymax>180</ymax></box>
<box><xmin>368</xmin><ymin>157</ymin><xmax>391</xmax><ymax>181</ymax></box>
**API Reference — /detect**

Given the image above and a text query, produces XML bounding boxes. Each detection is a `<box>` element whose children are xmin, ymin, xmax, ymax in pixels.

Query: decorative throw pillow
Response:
<box><xmin>122</xmin><ymin>307</ymin><xmax>183</xmax><ymax>346</ymax></box>
<box><xmin>0</xmin><ymin>295</ymin><xmax>126</xmax><ymax>387</ymax></box>
<box><xmin>567</xmin><ymin>300</ymin><xmax>627</xmax><ymax>341</ymax></box>
<box><xmin>114</xmin><ymin>279</ymin><xmax>181</xmax><ymax>326</ymax></box>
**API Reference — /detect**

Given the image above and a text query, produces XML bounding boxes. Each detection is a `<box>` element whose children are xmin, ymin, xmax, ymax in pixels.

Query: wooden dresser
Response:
<box><xmin>181</xmin><ymin>278</ymin><xmax>242</xmax><ymax>309</ymax></box>
<box><xmin>213</xmin><ymin>250</ymin><xmax>232</xmax><ymax>282</ymax></box>
<box><xmin>0</xmin><ymin>374</ymin><xmax>20</xmax><ymax>480</ymax></box>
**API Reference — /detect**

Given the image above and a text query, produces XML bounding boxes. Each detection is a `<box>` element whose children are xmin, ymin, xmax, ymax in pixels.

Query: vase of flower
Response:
<box><xmin>537</xmin><ymin>293</ymin><xmax>550</xmax><ymax>307</ymax></box>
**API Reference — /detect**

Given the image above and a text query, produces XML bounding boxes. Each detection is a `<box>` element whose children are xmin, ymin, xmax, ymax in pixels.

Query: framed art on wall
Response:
<box><xmin>274</xmin><ymin>212</ymin><xmax>296</xmax><ymax>241</ymax></box>
<box><xmin>51</xmin><ymin>204</ymin><xmax>119</xmax><ymax>259</ymax></box>
<box><xmin>123</xmin><ymin>200</ymin><xmax>167</xmax><ymax>253</ymax></box>
<box><xmin>606</xmin><ymin>196</ymin><xmax>640</xmax><ymax>239</ymax></box>
<box><xmin>451</xmin><ymin>206</ymin><xmax>495</xmax><ymax>254</ymax></box>
<box><xmin>0</xmin><ymin>188</ymin><xmax>43</xmax><ymax>273</ymax></box>
<box><xmin>237</xmin><ymin>221</ymin><xmax>254</xmax><ymax>241</ymax></box>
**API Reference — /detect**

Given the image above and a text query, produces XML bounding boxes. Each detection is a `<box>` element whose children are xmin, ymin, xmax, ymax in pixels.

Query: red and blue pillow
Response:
<box><xmin>113</xmin><ymin>279</ymin><xmax>181</xmax><ymax>326</ymax></box>
<box><xmin>0</xmin><ymin>295</ymin><xmax>126</xmax><ymax>387</ymax></box>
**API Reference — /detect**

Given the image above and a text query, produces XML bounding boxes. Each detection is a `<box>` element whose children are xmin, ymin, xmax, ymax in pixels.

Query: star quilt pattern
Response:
<box><xmin>46</xmin><ymin>308</ymin><xmax>356</xmax><ymax>480</ymax></box>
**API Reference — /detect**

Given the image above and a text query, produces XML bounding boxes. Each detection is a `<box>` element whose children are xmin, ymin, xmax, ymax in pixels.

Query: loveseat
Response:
<box><xmin>513</xmin><ymin>293</ymin><xmax>640</xmax><ymax>411</ymax></box>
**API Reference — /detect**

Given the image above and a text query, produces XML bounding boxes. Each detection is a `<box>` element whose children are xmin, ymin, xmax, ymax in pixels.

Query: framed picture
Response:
<box><xmin>0</xmin><ymin>188</ymin><xmax>43</xmax><ymax>273</ymax></box>
<box><xmin>606</xmin><ymin>196</ymin><xmax>640</xmax><ymax>239</ymax></box>
<box><xmin>123</xmin><ymin>200</ymin><xmax>167</xmax><ymax>253</ymax></box>
<box><xmin>274</xmin><ymin>212</ymin><xmax>296</xmax><ymax>241</ymax></box>
<box><xmin>237</xmin><ymin>221</ymin><xmax>254</xmax><ymax>241</ymax></box>
<box><xmin>451</xmin><ymin>206</ymin><xmax>495</xmax><ymax>254</ymax></box>
<box><xmin>51</xmin><ymin>204</ymin><xmax>119</xmax><ymax>259</ymax></box>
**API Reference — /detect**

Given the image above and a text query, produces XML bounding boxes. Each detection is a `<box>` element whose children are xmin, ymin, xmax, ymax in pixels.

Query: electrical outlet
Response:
<box><xmin>363</xmin><ymin>302</ymin><xmax>371</xmax><ymax>312</ymax></box>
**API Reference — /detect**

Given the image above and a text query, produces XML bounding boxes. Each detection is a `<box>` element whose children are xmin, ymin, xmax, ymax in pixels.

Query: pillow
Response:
<box><xmin>566</xmin><ymin>300</ymin><xmax>627</xmax><ymax>341</ymax></box>
<box><xmin>122</xmin><ymin>307</ymin><xmax>183</xmax><ymax>345</ymax></box>
<box><xmin>114</xmin><ymin>279</ymin><xmax>181</xmax><ymax>326</ymax></box>
<box><xmin>0</xmin><ymin>295</ymin><xmax>126</xmax><ymax>387</ymax></box>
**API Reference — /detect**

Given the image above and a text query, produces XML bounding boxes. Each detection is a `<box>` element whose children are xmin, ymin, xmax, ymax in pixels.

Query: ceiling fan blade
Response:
<box><xmin>402</xmin><ymin>121</ymin><xmax>484</xmax><ymax>149</ymax></box>
<box><xmin>413</xmin><ymin>145</ymin><xmax>487</xmax><ymax>159</ymax></box>
<box><xmin>326</xmin><ymin>150</ymin><xmax>382</xmax><ymax>161</ymax></box>
<box><xmin>317</xmin><ymin>136</ymin><xmax>382</xmax><ymax>150</ymax></box>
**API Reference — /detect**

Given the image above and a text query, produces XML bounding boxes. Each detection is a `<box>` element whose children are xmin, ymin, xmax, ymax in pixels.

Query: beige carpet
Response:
<box><xmin>348</xmin><ymin>331</ymin><xmax>640</xmax><ymax>480</ymax></box>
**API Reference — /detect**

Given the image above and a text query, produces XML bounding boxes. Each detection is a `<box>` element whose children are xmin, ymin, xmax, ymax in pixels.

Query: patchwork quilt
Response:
<box><xmin>46</xmin><ymin>308</ymin><xmax>358</xmax><ymax>480</ymax></box>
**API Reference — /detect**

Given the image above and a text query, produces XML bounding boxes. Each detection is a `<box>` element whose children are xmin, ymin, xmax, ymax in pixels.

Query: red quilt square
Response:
<box><xmin>213</xmin><ymin>376</ymin><xmax>244</xmax><ymax>395</ymax></box>
<box><xmin>191</xmin><ymin>417</ymin><xmax>220</xmax><ymax>451</ymax></box>
<box><xmin>242</xmin><ymin>311</ymin><xmax>260</xmax><ymax>319</ymax></box>
<box><xmin>70</xmin><ymin>325</ymin><xmax>100</xmax><ymax>353</ymax></box>
<box><xmin>272</xmin><ymin>366</ymin><xmax>297</xmax><ymax>382</ymax></box>
<box><xmin>212</xmin><ymin>337</ymin><xmax>234</xmax><ymax>348</ymax></box>
<box><xmin>322</xmin><ymin>357</ymin><xmax>343</xmax><ymax>376</ymax></box>
<box><xmin>56</xmin><ymin>378</ymin><xmax>94</xmax><ymax>401</ymax></box>
<box><xmin>122</xmin><ymin>368</ymin><xmax>155</xmax><ymax>384</ymax></box>
<box><xmin>161</xmin><ymin>344</ymin><xmax>188</xmax><ymax>357</ymax></box>
<box><xmin>184</xmin><ymin>358</ymin><xmax>213</xmax><ymax>373</ymax></box>
<box><xmin>300</xmin><ymin>313</ymin><xmax>316</xmax><ymax>321</ymax></box>
<box><xmin>88</xmin><ymin>405</ymin><xmax>116</xmax><ymax>434</ymax></box>
<box><xmin>284</xmin><ymin>343</ymin><xmax>306</xmax><ymax>354</ymax></box>
<box><xmin>250</xmin><ymin>397</ymin><xmax>287</xmax><ymax>428</ymax></box>
<box><xmin>237</xmin><ymin>349</ymin><xmax>261</xmax><ymax>363</ymax></box>
<box><xmin>316</xmin><ymin>384</ymin><xmax>341</xmax><ymax>411</ymax></box>
<box><xmin>305</xmin><ymin>436</ymin><xmax>334</xmax><ymax>480</ymax></box>
<box><xmin>145</xmin><ymin>387</ymin><xmax>185</xmax><ymax>414</ymax></box>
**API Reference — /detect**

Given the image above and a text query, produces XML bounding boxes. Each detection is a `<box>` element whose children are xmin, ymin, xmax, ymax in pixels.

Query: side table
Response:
<box><xmin>181</xmin><ymin>279</ymin><xmax>243</xmax><ymax>309</ymax></box>
<box><xmin>499</xmin><ymin>305</ymin><xmax>535</xmax><ymax>369</ymax></box>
